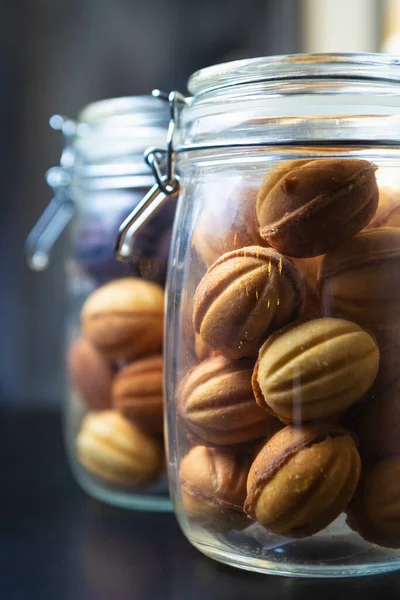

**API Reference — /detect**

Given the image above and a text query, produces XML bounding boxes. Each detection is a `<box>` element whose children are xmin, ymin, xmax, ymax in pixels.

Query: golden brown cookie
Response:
<box><xmin>253</xmin><ymin>317</ymin><xmax>379</xmax><ymax>423</ymax></box>
<box><xmin>370</xmin><ymin>325</ymin><xmax>400</xmax><ymax>393</ymax></box>
<box><xmin>355</xmin><ymin>378</ymin><xmax>400</xmax><ymax>459</ymax></box>
<box><xmin>367</xmin><ymin>188</ymin><xmax>400</xmax><ymax>230</ymax></box>
<box><xmin>179</xmin><ymin>355</ymin><xmax>276</xmax><ymax>446</ymax></box>
<box><xmin>319</xmin><ymin>228</ymin><xmax>400</xmax><ymax>327</ymax></box>
<box><xmin>67</xmin><ymin>336</ymin><xmax>113</xmax><ymax>410</ymax></box>
<box><xmin>193</xmin><ymin>185</ymin><xmax>265</xmax><ymax>267</ymax></box>
<box><xmin>257</xmin><ymin>158</ymin><xmax>378</xmax><ymax>257</ymax></box>
<box><xmin>292</xmin><ymin>255</ymin><xmax>322</xmax><ymax>292</ymax></box>
<box><xmin>292</xmin><ymin>256</ymin><xmax>323</xmax><ymax>317</ymax></box>
<box><xmin>77</xmin><ymin>410</ymin><xmax>163</xmax><ymax>486</ymax></box>
<box><xmin>180</xmin><ymin>445</ymin><xmax>252</xmax><ymax>531</ymax></box>
<box><xmin>194</xmin><ymin>334</ymin><xmax>212</xmax><ymax>361</ymax></box>
<box><xmin>112</xmin><ymin>355</ymin><xmax>163</xmax><ymax>434</ymax></box>
<box><xmin>347</xmin><ymin>456</ymin><xmax>400</xmax><ymax>548</ymax></box>
<box><xmin>244</xmin><ymin>425</ymin><xmax>361</xmax><ymax>537</ymax></box>
<box><xmin>81</xmin><ymin>278</ymin><xmax>164</xmax><ymax>361</ymax></box>
<box><xmin>193</xmin><ymin>246</ymin><xmax>305</xmax><ymax>359</ymax></box>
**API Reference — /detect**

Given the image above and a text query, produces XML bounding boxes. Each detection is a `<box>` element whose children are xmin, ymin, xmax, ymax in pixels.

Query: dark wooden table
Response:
<box><xmin>1</xmin><ymin>410</ymin><xmax>400</xmax><ymax>600</ymax></box>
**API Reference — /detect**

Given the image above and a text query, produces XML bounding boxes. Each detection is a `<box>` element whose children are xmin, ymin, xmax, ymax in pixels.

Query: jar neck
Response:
<box><xmin>65</xmin><ymin>95</ymin><xmax>169</xmax><ymax>190</ymax></box>
<box><xmin>177</xmin><ymin>54</ymin><xmax>400</xmax><ymax>149</ymax></box>
<box><xmin>71</xmin><ymin>151</ymin><xmax>157</xmax><ymax>192</ymax></box>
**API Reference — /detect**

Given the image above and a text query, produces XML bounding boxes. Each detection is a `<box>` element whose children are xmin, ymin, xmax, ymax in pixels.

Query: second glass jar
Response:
<box><xmin>33</xmin><ymin>96</ymin><xmax>174</xmax><ymax>510</ymax></box>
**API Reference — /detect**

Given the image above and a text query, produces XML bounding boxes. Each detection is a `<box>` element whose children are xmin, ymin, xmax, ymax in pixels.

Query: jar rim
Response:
<box><xmin>188</xmin><ymin>53</ymin><xmax>400</xmax><ymax>97</ymax></box>
<box><xmin>70</xmin><ymin>95</ymin><xmax>169</xmax><ymax>175</ymax></box>
<box><xmin>78</xmin><ymin>95</ymin><xmax>168</xmax><ymax>125</ymax></box>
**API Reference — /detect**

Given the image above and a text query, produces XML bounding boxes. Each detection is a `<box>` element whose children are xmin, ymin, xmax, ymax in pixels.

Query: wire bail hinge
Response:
<box><xmin>114</xmin><ymin>90</ymin><xmax>187</xmax><ymax>261</ymax></box>
<box><xmin>25</xmin><ymin>115</ymin><xmax>77</xmax><ymax>271</ymax></box>
<box><xmin>25</xmin><ymin>166</ymin><xmax>75</xmax><ymax>271</ymax></box>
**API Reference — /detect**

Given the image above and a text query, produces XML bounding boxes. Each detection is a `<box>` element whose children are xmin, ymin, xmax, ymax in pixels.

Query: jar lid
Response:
<box><xmin>74</xmin><ymin>95</ymin><xmax>169</xmax><ymax>166</ymax></box>
<box><xmin>188</xmin><ymin>53</ymin><xmax>400</xmax><ymax>96</ymax></box>
<box><xmin>177</xmin><ymin>53</ymin><xmax>400</xmax><ymax>151</ymax></box>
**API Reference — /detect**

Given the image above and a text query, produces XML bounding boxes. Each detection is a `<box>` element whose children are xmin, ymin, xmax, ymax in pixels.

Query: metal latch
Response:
<box><xmin>25</xmin><ymin>116</ymin><xmax>76</xmax><ymax>271</ymax></box>
<box><xmin>115</xmin><ymin>90</ymin><xmax>187</xmax><ymax>261</ymax></box>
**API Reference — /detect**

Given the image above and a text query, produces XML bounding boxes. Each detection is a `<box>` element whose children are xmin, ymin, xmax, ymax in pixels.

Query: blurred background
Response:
<box><xmin>1</xmin><ymin>0</ymin><xmax>399</xmax><ymax>408</ymax></box>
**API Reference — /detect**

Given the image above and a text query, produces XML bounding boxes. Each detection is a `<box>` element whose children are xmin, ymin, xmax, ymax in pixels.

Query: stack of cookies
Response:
<box><xmin>178</xmin><ymin>158</ymin><xmax>400</xmax><ymax>547</ymax></box>
<box><xmin>68</xmin><ymin>277</ymin><xmax>165</xmax><ymax>488</ymax></box>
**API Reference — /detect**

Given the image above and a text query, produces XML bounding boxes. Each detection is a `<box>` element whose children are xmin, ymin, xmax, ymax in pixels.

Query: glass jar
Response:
<box><xmin>27</xmin><ymin>96</ymin><xmax>173</xmax><ymax>511</ymax></box>
<box><xmin>118</xmin><ymin>55</ymin><xmax>400</xmax><ymax>574</ymax></box>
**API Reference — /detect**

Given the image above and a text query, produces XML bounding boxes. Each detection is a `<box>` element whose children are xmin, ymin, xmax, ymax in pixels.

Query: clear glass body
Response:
<box><xmin>65</xmin><ymin>97</ymin><xmax>173</xmax><ymax>510</ymax></box>
<box><xmin>165</xmin><ymin>55</ymin><xmax>400</xmax><ymax>575</ymax></box>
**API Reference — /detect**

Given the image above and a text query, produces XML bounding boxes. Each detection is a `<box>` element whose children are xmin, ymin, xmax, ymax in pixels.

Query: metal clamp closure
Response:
<box><xmin>25</xmin><ymin>116</ymin><xmax>76</xmax><ymax>271</ymax></box>
<box><xmin>25</xmin><ymin>167</ymin><xmax>75</xmax><ymax>271</ymax></box>
<box><xmin>115</xmin><ymin>90</ymin><xmax>187</xmax><ymax>261</ymax></box>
